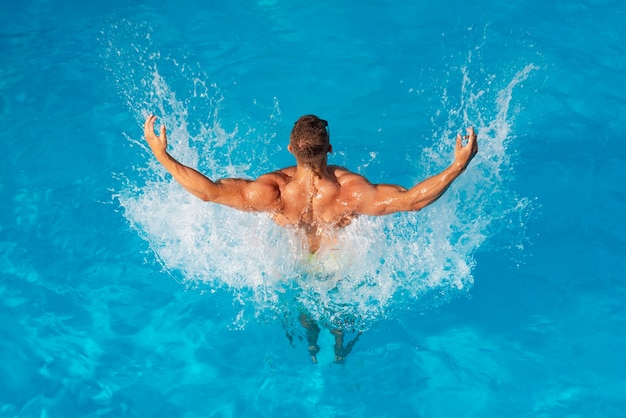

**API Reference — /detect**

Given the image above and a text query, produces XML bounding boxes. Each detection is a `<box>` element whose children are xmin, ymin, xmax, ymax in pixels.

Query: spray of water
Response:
<box><xmin>103</xmin><ymin>21</ymin><xmax>536</xmax><ymax>331</ymax></box>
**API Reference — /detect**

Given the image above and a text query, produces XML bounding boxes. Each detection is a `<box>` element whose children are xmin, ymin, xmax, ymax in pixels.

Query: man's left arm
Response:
<box><xmin>354</xmin><ymin>127</ymin><xmax>478</xmax><ymax>216</ymax></box>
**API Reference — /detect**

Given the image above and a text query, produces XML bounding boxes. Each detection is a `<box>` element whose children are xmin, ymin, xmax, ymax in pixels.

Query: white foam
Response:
<box><xmin>105</xmin><ymin>23</ymin><xmax>536</xmax><ymax>331</ymax></box>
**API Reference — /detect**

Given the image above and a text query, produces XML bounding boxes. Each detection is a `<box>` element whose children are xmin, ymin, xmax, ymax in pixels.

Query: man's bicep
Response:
<box><xmin>210</xmin><ymin>178</ymin><xmax>250</xmax><ymax>208</ymax></box>
<box><xmin>212</xmin><ymin>175</ymin><xmax>281</xmax><ymax>212</ymax></box>
<box><xmin>356</xmin><ymin>183</ymin><xmax>410</xmax><ymax>216</ymax></box>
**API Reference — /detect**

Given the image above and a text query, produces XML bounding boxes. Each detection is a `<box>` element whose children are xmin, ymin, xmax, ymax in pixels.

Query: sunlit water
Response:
<box><xmin>2</xmin><ymin>0</ymin><xmax>625</xmax><ymax>416</ymax></box>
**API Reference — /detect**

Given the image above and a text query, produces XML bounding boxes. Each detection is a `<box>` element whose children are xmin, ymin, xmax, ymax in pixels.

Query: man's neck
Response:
<box><xmin>293</xmin><ymin>159</ymin><xmax>331</xmax><ymax>180</ymax></box>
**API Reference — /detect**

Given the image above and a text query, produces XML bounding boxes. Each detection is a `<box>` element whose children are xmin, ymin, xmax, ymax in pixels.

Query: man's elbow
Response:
<box><xmin>408</xmin><ymin>198</ymin><xmax>430</xmax><ymax>212</ymax></box>
<box><xmin>189</xmin><ymin>189</ymin><xmax>214</xmax><ymax>202</ymax></box>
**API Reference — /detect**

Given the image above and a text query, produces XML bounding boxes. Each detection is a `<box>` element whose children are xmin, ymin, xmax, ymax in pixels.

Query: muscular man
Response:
<box><xmin>145</xmin><ymin>113</ymin><xmax>477</xmax><ymax>363</ymax></box>
<box><xmin>143</xmin><ymin>114</ymin><xmax>478</xmax><ymax>254</ymax></box>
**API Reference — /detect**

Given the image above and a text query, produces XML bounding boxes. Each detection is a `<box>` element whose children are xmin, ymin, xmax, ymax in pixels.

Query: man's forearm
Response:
<box><xmin>155</xmin><ymin>151</ymin><xmax>217</xmax><ymax>201</ymax></box>
<box><xmin>407</xmin><ymin>161</ymin><xmax>465</xmax><ymax>210</ymax></box>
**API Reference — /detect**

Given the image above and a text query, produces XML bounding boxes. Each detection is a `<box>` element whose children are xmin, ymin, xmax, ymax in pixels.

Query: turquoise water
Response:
<box><xmin>2</xmin><ymin>0</ymin><xmax>625</xmax><ymax>417</ymax></box>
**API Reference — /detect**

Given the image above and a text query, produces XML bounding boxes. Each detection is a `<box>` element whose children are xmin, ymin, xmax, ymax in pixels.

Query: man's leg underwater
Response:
<box><xmin>299</xmin><ymin>314</ymin><xmax>321</xmax><ymax>363</ymax></box>
<box><xmin>331</xmin><ymin>328</ymin><xmax>362</xmax><ymax>364</ymax></box>
<box><xmin>331</xmin><ymin>329</ymin><xmax>344</xmax><ymax>363</ymax></box>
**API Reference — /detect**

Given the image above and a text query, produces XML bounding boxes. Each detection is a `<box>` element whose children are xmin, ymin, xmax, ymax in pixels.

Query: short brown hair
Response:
<box><xmin>290</xmin><ymin>115</ymin><xmax>330</xmax><ymax>163</ymax></box>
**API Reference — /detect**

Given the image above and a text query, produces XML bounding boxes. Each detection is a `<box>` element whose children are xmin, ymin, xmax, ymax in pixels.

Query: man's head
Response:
<box><xmin>289</xmin><ymin>115</ymin><xmax>331</xmax><ymax>164</ymax></box>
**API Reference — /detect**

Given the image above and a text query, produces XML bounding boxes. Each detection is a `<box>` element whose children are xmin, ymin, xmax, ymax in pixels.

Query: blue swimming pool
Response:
<box><xmin>1</xmin><ymin>0</ymin><xmax>625</xmax><ymax>416</ymax></box>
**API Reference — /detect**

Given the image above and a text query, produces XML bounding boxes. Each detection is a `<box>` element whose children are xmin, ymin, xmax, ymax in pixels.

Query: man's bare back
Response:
<box><xmin>267</xmin><ymin>165</ymin><xmax>376</xmax><ymax>252</ymax></box>
<box><xmin>144</xmin><ymin>114</ymin><xmax>477</xmax><ymax>253</ymax></box>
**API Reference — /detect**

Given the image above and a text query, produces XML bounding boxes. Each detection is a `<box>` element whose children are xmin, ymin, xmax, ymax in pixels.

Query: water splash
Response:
<box><xmin>103</xmin><ymin>22</ymin><xmax>536</xmax><ymax>331</ymax></box>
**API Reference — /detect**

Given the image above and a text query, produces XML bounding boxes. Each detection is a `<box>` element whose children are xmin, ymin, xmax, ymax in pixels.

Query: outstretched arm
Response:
<box><xmin>143</xmin><ymin>115</ymin><xmax>281</xmax><ymax>211</ymax></box>
<box><xmin>354</xmin><ymin>127</ymin><xmax>478</xmax><ymax>216</ymax></box>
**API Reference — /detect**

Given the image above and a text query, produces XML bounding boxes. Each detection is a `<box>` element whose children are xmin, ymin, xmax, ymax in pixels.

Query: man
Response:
<box><xmin>144</xmin><ymin>114</ymin><xmax>478</xmax><ymax>363</ymax></box>
<box><xmin>144</xmin><ymin>114</ymin><xmax>478</xmax><ymax>253</ymax></box>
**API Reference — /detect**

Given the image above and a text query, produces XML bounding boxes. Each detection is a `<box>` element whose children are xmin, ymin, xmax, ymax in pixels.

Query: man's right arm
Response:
<box><xmin>143</xmin><ymin>115</ymin><xmax>283</xmax><ymax>212</ymax></box>
<box><xmin>144</xmin><ymin>115</ymin><xmax>221</xmax><ymax>201</ymax></box>
<box><xmin>353</xmin><ymin>127</ymin><xmax>478</xmax><ymax>216</ymax></box>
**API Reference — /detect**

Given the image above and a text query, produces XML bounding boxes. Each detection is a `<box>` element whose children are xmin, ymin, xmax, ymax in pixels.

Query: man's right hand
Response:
<box><xmin>144</xmin><ymin>115</ymin><xmax>168</xmax><ymax>159</ymax></box>
<box><xmin>454</xmin><ymin>126</ymin><xmax>478</xmax><ymax>170</ymax></box>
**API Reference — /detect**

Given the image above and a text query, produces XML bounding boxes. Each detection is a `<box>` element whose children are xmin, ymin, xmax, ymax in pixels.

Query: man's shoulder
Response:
<box><xmin>329</xmin><ymin>166</ymin><xmax>373</xmax><ymax>190</ymax></box>
<box><xmin>329</xmin><ymin>165</ymin><xmax>366</xmax><ymax>180</ymax></box>
<box><xmin>328</xmin><ymin>165</ymin><xmax>353</xmax><ymax>175</ymax></box>
<box><xmin>258</xmin><ymin>167</ymin><xmax>295</xmax><ymax>181</ymax></box>
<box><xmin>272</xmin><ymin>166</ymin><xmax>296</xmax><ymax>176</ymax></box>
